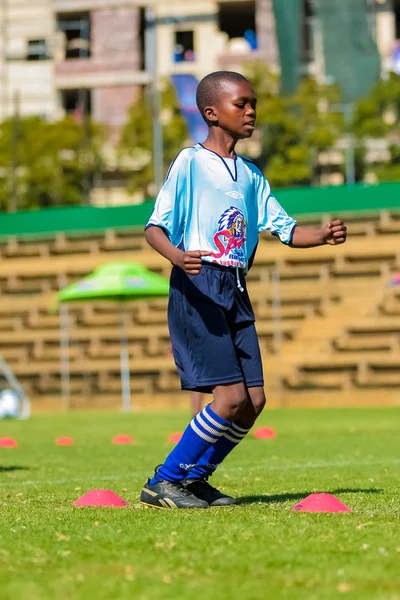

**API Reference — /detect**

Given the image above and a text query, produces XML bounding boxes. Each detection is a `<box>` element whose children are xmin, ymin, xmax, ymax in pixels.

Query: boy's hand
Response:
<box><xmin>322</xmin><ymin>219</ymin><xmax>347</xmax><ymax>246</ymax></box>
<box><xmin>175</xmin><ymin>250</ymin><xmax>212</xmax><ymax>275</ymax></box>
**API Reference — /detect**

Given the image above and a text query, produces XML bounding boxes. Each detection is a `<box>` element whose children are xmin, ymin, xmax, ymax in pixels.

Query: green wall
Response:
<box><xmin>0</xmin><ymin>182</ymin><xmax>399</xmax><ymax>239</ymax></box>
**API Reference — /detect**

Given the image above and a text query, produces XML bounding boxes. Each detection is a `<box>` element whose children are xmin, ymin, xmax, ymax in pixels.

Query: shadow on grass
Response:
<box><xmin>0</xmin><ymin>466</ymin><xmax>29</xmax><ymax>473</ymax></box>
<box><xmin>237</xmin><ymin>488</ymin><xmax>383</xmax><ymax>505</ymax></box>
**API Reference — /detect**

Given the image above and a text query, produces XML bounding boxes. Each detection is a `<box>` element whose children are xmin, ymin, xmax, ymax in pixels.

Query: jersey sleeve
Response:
<box><xmin>145</xmin><ymin>150</ymin><xmax>189</xmax><ymax>247</ymax></box>
<box><xmin>256</xmin><ymin>172</ymin><xmax>296</xmax><ymax>244</ymax></box>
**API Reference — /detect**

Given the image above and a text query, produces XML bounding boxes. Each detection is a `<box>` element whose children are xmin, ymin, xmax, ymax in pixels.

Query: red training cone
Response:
<box><xmin>0</xmin><ymin>437</ymin><xmax>18</xmax><ymax>447</ymax></box>
<box><xmin>56</xmin><ymin>437</ymin><xmax>74</xmax><ymax>446</ymax></box>
<box><xmin>168</xmin><ymin>432</ymin><xmax>183</xmax><ymax>443</ymax></box>
<box><xmin>73</xmin><ymin>490</ymin><xmax>128</xmax><ymax>507</ymax></box>
<box><xmin>253</xmin><ymin>427</ymin><xmax>276</xmax><ymax>439</ymax></box>
<box><xmin>293</xmin><ymin>493</ymin><xmax>352</xmax><ymax>513</ymax></box>
<box><xmin>112</xmin><ymin>435</ymin><xmax>133</xmax><ymax>445</ymax></box>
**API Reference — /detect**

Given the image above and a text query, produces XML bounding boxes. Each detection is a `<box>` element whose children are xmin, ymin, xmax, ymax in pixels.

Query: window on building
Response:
<box><xmin>173</xmin><ymin>30</ymin><xmax>195</xmax><ymax>63</ymax></box>
<box><xmin>395</xmin><ymin>0</ymin><xmax>400</xmax><ymax>38</ymax></box>
<box><xmin>61</xmin><ymin>89</ymin><xmax>91</xmax><ymax>119</ymax></box>
<box><xmin>26</xmin><ymin>39</ymin><xmax>48</xmax><ymax>61</ymax></box>
<box><xmin>139</xmin><ymin>7</ymin><xmax>146</xmax><ymax>70</ymax></box>
<box><xmin>218</xmin><ymin>1</ymin><xmax>257</xmax><ymax>48</ymax></box>
<box><xmin>57</xmin><ymin>12</ymin><xmax>91</xmax><ymax>60</ymax></box>
<box><xmin>302</xmin><ymin>0</ymin><xmax>315</xmax><ymax>63</ymax></box>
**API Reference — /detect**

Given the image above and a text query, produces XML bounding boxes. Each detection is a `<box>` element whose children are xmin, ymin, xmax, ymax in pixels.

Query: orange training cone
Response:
<box><xmin>56</xmin><ymin>437</ymin><xmax>74</xmax><ymax>445</ymax></box>
<box><xmin>293</xmin><ymin>493</ymin><xmax>352</xmax><ymax>513</ymax></box>
<box><xmin>112</xmin><ymin>435</ymin><xmax>133</xmax><ymax>445</ymax></box>
<box><xmin>168</xmin><ymin>432</ymin><xmax>183</xmax><ymax>443</ymax></box>
<box><xmin>73</xmin><ymin>490</ymin><xmax>128</xmax><ymax>507</ymax></box>
<box><xmin>253</xmin><ymin>427</ymin><xmax>276</xmax><ymax>439</ymax></box>
<box><xmin>0</xmin><ymin>437</ymin><xmax>18</xmax><ymax>447</ymax></box>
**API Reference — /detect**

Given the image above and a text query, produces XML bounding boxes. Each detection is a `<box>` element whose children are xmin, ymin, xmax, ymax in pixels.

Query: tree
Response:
<box><xmin>0</xmin><ymin>116</ymin><xmax>105</xmax><ymax>211</ymax></box>
<box><xmin>118</xmin><ymin>81</ymin><xmax>189</xmax><ymax>197</ymax></box>
<box><xmin>352</xmin><ymin>72</ymin><xmax>400</xmax><ymax>182</ymax></box>
<box><xmin>243</xmin><ymin>62</ymin><xmax>345</xmax><ymax>188</ymax></box>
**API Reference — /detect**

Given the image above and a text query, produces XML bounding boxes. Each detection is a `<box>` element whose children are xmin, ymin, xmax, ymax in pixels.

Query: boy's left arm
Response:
<box><xmin>290</xmin><ymin>219</ymin><xmax>347</xmax><ymax>248</ymax></box>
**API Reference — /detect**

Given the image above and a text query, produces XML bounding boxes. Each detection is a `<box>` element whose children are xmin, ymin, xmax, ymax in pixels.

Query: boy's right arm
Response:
<box><xmin>145</xmin><ymin>226</ymin><xmax>211</xmax><ymax>275</ymax></box>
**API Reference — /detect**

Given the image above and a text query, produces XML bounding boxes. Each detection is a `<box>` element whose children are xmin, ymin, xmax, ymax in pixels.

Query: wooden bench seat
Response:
<box><xmin>11</xmin><ymin>355</ymin><xmax>176</xmax><ymax>376</ymax></box>
<box><xmin>87</xmin><ymin>340</ymin><xmax>144</xmax><ymax>360</ymax></box>
<box><xmin>334</xmin><ymin>332</ymin><xmax>400</xmax><ymax>353</ymax></box>
<box><xmin>355</xmin><ymin>368</ymin><xmax>400</xmax><ymax>387</ymax></box>
<box><xmin>284</xmin><ymin>370</ymin><xmax>351</xmax><ymax>390</ymax></box>
<box><xmin>3</xmin><ymin>236</ymin><xmax>50</xmax><ymax>259</ymax></box>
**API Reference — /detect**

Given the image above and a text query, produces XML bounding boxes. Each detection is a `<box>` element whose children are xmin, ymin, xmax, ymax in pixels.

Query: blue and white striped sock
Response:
<box><xmin>185</xmin><ymin>420</ymin><xmax>252</xmax><ymax>480</ymax></box>
<box><xmin>150</xmin><ymin>404</ymin><xmax>231</xmax><ymax>484</ymax></box>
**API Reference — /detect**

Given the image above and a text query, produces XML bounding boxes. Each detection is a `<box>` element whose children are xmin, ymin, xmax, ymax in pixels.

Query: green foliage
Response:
<box><xmin>119</xmin><ymin>82</ymin><xmax>189</xmax><ymax>195</ymax></box>
<box><xmin>245</xmin><ymin>63</ymin><xmax>345</xmax><ymax>188</ymax></box>
<box><xmin>352</xmin><ymin>73</ymin><xmax>400</xmax><ymax>183</ymax></box>
<box><xmin>353</xmin><ymin>72</ymin><xmax>400</xmax><ymax>139</ymax></box>
<box><xmin>0</xmin><ymin>116</ymin><xmax>105</xmax><ymax>210</ymax></box>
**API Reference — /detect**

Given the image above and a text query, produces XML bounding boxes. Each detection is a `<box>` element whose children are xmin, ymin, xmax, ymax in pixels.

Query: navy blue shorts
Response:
<box><xmin>168</xmin><ymin>263</ymin><xmax>264</xmax><ymax>393</ymax></box>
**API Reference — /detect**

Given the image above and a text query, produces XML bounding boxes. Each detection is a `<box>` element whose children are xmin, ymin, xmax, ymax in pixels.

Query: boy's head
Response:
<box><xmin>196</xmin><ymin>71</ymin><xmax>256</xmax><ymax>139</ymax></box>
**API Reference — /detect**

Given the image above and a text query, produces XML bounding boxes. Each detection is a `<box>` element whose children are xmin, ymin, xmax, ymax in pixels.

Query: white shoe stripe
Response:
<box><xmin>163</xmin><ymin>497</ymin><xmax>177</xmax><ymax>508</ymax></box>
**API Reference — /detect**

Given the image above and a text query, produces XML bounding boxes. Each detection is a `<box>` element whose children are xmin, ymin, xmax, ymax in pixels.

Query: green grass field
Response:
<box><xmin>0</xmin><ymin>407</ymin><xmax>399</xmax><ymax>600</ymax></box>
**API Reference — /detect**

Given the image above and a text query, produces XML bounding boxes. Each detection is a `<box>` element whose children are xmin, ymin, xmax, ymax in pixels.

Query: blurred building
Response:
<box><xmin>1</xmin><ymin>0</ymin><xmax>400</xmax><ymax>205</ymax></box>
<box><xmin>0</xmin><ymin>0</ymin><xmax>55</xmax><ymax>119</ymax></box>
<box><xmin>0</xmin><ymin>0</ymin><xmax>276</xmax><ymax>127</ymax></box>
<box><xmin>153</xmin><ymin>0</ymin><xmax>278</xmax><ymax>78</ymax></box>
<box><xmin>1</xmin><ymin>0</ymin><xmax>400</xmax><ymax>126</ymax></box>
<box><xmin>54</xmin><ymin>0</ymin><xmax>148</xmax><ymax>131</ymax></box>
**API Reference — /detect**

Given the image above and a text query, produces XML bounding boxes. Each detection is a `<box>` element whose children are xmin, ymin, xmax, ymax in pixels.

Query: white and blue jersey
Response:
<box><xmin>146</xmin><ymin>143</ymin><xmax>296</xmax><ymax>271</ymax></box>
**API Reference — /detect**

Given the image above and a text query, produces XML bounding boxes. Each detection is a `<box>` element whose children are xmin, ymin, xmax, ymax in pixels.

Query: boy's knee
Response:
<box><xmin>251</xmin><ymin>389</ymin><xmax>266</xmax><ymax>416</ymax></box>
<box><xmin>229</xmin><ymin>393</ymin><xmax>248</xmax><ymax>418</ymax></box>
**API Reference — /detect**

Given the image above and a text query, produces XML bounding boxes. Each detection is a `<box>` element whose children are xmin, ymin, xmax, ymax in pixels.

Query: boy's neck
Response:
<box><xmin>201</xmin><ymin>129</ymin><xmax>237</xmax><ymax>158</ymax></box>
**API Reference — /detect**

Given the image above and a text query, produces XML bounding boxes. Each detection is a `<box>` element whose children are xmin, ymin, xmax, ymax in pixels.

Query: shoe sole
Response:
<box><xmin>141</xmin><ymin>485</ymin><xmax>209</xmax><ymax>509</ymax></box>
<box><xmin>140</xmin><ymin>496</ymin><xmax>178</xmax><ymax>509</ymax></box>
<box><xmin>140</xmin><ymin>499</ymin><xmax>209</xmax><ymax>509</ymax></box>
<box><xmin>140</xmin><ymin>500</ymin><xmax>166</xmax><ymax>510</ymax></box>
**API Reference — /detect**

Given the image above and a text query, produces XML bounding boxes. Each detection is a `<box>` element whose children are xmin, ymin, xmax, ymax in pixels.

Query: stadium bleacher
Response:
<box><xmin>0</xmin><ymin>204</ymin><xmax>399</xmax><ymax>410</ymax></box>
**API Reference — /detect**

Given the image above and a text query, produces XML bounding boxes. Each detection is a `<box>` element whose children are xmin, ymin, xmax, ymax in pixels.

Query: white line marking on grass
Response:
<box><xmin>228</xmin><ymin>457</ymin><xmax>400</xmax><ymax>472</ymax></box>
<box><xmin>2</xmin><ymin>458</ymin><xmax>400</xmax><ymax>488</ymax></box>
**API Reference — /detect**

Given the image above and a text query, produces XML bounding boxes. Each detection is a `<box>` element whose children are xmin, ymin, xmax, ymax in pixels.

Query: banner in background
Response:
<box><xmin>171</xmin><ymin>74</ymin><xmax>208</xmax><ymax>143</ymax></box>
<box><xmin>272</xmin><ymin>0</ymin><xmax>302</xmax><ymax>95</ymax></box>
<box><xmin>314</xmin><ymin>0</ymin><xmax>381</xmax><ymax>103</ymax></box>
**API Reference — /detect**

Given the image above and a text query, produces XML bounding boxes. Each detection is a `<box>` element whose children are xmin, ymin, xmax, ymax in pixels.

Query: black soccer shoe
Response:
<box><xmin>140</xmin><ymin>479</ymin><xmax>209</xmax><ymax>509</ymax></box>
<box><xmin>182</xmin><ymin>478</ymin><xmax>237</xmax><ymax>506</ymax></box>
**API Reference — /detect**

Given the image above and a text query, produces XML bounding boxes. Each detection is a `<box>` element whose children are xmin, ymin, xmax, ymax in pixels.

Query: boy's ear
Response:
<box><xmin>204</xmin><ymin>105</ymin><xmax>218</xmax><ymax>123</ymax></box>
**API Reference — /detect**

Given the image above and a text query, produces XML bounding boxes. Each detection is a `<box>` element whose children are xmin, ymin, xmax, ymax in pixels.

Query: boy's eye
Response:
<box><xmin>236</xmin><ymin>104</ymin><xmax>245</xmax><ymax>109</ymax></box>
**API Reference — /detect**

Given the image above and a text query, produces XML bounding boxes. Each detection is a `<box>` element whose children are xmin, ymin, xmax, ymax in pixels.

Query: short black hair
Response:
<box><xmin>196</xmin><ymin>71</ymin><xmax>250</xmax><ymax>123</ymax></box>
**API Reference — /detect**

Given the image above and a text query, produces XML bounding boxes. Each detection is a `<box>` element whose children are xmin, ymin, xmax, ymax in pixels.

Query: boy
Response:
<box><xmin>140</xmin><ymin>71</ymin><xmax>347</xmax><ymax>509</ymax></box>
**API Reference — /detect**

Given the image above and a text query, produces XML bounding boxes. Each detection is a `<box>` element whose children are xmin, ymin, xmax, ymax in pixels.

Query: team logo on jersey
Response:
<box><xmin>211</xmin><ymin>206</ymin><xmax>247</xmax><ymax>266</ymax></box>
<box><xmin>225</xmin><ymin>191</ymin><xmax>244</xmax><ymax>199</ymax></box>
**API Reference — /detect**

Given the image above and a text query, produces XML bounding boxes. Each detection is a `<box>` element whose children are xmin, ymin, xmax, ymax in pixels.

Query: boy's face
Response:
<box><xmin>205</xmin><ymin>80</ymin><xmax>257</xmax><ymax>139</ymax></box>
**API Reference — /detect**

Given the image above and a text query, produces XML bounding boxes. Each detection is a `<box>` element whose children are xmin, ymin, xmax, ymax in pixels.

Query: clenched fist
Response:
<box><xmin>322</xmin><ymin>219</ymin><xmax>347</xmax><ymax>246</ymax></box>
<box><xmin>175</xmin><ymin>250</ymin><xmax>212</xmax><ymax>275</ymax></box>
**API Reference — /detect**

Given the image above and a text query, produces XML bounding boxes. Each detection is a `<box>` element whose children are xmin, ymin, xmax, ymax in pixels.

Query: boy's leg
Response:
<box><xmin>140</xmin><ymin>382</ymin><xmax>248</xmax><ymax>508</ymax></box>
<box><xmin>140</xmin><ymin>266</ymin><xmax>250</xmax><ymax>509</ymax></box>
<box><xmin>184</xmin><ymin>320</ymin><xmax>265</xmax><ymax>485</ymax></box>
<box><xmin>184</xmin><ymin>386</ymin><xmax>265</xmax><ymax>481</ymax></box>
<box><xmin>190</xmin><ymin>391</ymin><xmax>204</xmax><ymax>416</ymax></box>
